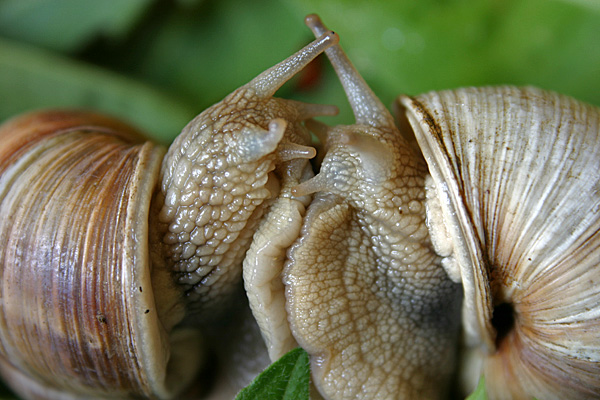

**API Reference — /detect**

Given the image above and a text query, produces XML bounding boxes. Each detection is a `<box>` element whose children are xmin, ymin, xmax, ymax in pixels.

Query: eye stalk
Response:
<box><xmin>305</xmin><ymin>14</ymin><xmax>396</xmax><ymax>129</ymax></box>
<box><xmin>157</xmin><ymin>31</ymin><xmax>340</xmax><ymax>319</ymax></box>
<box><xmin>246</xmin><ymin>30</ymin><xmax>339</xmax><ymax>99</ymax></box>
<box><xmin>279</xmin><ymin>14</ymin><xmax>464</xmax><ymax>400</ymax></box>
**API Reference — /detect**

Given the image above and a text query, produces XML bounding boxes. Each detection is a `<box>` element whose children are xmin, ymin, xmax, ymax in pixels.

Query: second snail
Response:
<box><xmin>0</xmin><ymin>13</ymin><xmax>598</xmax><ymax>400</ymax></box>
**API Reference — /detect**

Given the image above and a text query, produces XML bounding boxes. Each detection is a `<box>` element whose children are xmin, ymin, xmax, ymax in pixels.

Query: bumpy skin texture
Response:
<box><xmin>285</xmin><ymin>123</ymin><xmax>462</xmax><ymax>399</ymax></box>
<box><xmin>158</xmin><ymin>93</ymin><xmax>309</xmax><ymax>312</ymax></box>
<box><xmin>0</xmin><ymin>33</ymin><xmax>339</xmax><ymax>400</ymax></box>
<box><xmin>154</xmin><ymin>32</ymin><xmax>338</xmax><ymax>317</ymax></box>
<box><xmin>242</xmin><ymin>157</ymin><xmax>313</xmax><ymax>361</ymax></box>
<box><xmin>281</xmin><ymin>16</ymin><xmax>462</xmax><ymax>399</ymax></box>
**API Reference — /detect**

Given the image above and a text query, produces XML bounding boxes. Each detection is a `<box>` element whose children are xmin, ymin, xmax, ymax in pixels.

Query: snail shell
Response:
<box><xmin>1</xmin><ymin>13</ymin><xmax>598</xmax><ymax>400</ymax></box>
<box><xmin>245</xmin><ymin>14</ymin><xmax>599</xmax><ymax>400</ymax></box>
<box><xmin>400</xmin><ymin>86</ymin><xmax>600</xmax><ymax>399</ymax></box>
<box><xmin>0</xmin><ymin>110</ymin><xmax>200</xmax><ymax>399</ymax></box>
<box><xmin>0</xmin><ymin>31</ymin><xmax>340</xmax><ymax>399</ymax></box>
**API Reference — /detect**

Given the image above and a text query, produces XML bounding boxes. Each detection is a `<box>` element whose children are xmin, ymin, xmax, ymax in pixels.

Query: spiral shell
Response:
<box><xmin>0</xmin><ymin>30</ymin><xmax>341</xmax><ymax>400</ymax></box>
<box><xmin>0</xmin><ymin>110</ymin><xmax>201</xmax><ymax>399</ymax></box>
<box><xmin>398</xmin><ymin>86</ymin><xmax>600</xmax><ymax>399</ymax></box>
<box><xmin>1</xmin><ymin>15</ymin><xmax>598</xmax><ymax>400</ymax></box>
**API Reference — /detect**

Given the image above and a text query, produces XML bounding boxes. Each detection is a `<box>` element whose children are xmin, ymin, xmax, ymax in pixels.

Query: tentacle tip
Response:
<box><xmin>244</xmin><ymin>26</ymin><xmax>338</xmax><ymax>99</ymax></box>
<box><xmin>305</xmin><ymin>14</ymin><xmax>332</xmax><ymax>39</ymax></box>
<box><xmin>304</xmin><ymin>14</ymin><xmax>323</xmax><ymax>28</ymax></box>
<box><xmin>268</xmin><ymin>118</ymin><xmax>288</xmax><ymax>141</ymax></box>
<box><xmin>319</xmin><ymin>30</ymin><xmax>339</xmax><ymax>47</ymax></box>
<box><xmin>236</xmin><ymin>119</ymin><xmax>287</xmax><ymax>163</ymax></box>
<box><xmin>320</xmin><ymin>104</ymin><xmax>339</xmax><ymax>117</ymax></box>
<box><xmin>278</xmin><ymin>143</ymin><xmax>317</xmax><ymax>162</ymax></box>
<box><xmin>303</xmin><ymin>147</ymin><xmax>317</xmax><ymax>159</ymax></box>
<box><xmin>290</xmin><ymin>174</ymin><xmax>328</xmax><ymax>197</ymax></box>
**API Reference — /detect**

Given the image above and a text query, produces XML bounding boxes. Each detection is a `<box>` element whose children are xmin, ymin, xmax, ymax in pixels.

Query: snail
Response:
<box><xmin>244</xmin><ymin>14</ymin><xmax>600</xmax><ymax>400</ymax></box>
<box><xmin>0</xmin><ymin>31</ymin><xmax>339</xmax><ymax>399</ymax></box>
<box><xmin>0</xmin><ymin>13</ymin><xmax>599</xmax><ymax>400</ymax></box>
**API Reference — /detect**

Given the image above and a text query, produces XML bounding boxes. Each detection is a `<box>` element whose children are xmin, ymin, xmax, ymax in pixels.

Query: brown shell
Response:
<box><xmin>399</xmin><ymin>86</ymin><xmax>600</xmax><ymax>400</ymax></box>
<box><xmin>0</xmin><ymin>111</ymin><xmax>199</xmax><ymax>399</ymax></box>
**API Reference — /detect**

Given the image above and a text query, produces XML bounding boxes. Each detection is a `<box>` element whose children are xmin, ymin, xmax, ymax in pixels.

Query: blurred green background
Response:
<box><xmin>0</xmin><ymin>0</ymin><xmax>598</xmax><ymax>398</ymax></box>
<box><xmin>0</xmin><ymin>0</ymin><xmax>598</xmax><ymax>145</ymax></box>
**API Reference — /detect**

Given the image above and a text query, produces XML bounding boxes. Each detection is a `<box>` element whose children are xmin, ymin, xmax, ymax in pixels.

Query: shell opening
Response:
<box><xmin>491</xmin><ymin>302</ymin><xmax>515</xmax><ymax>349</ymax></box>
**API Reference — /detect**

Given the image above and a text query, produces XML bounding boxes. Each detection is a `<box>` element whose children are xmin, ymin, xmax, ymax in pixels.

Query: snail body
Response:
<box><xmin>0</xmin><ymin>32</ymin><xmax>339</xmax><ymax>399</ymax></box>
<box><xmin>246</xmin><ymin>14</ymin><xmax>599</xmax><ymax>400</ymax></box>
<box><xmin>0</xmin><ymin>13</ymin><xmax>599</xmax><ymax>400</ymax></box>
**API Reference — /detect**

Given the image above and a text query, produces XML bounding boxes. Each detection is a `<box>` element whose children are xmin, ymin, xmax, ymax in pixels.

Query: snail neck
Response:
<box><xmin>151</xmin><ymin>78</ymin><xmax>337</xmax><ymax>323</ymax></box>
<box><xmin>350</xmin><ymin>167</ymin><xmax>457</xmax><ymax>297</ymax></box>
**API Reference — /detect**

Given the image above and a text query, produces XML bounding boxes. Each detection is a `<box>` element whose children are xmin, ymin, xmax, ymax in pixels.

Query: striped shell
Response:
<box><xmin>0</xmin><ymin>111</ymin><xmax>201</xmax><ymax>399</ymax></box>
<box><xmin>399</xmin><ymin>86</ymin><xmax>600</xmax><ymax>399</ymax></box>
<box><xmin>0</xmin><ymin>31</ymin><xmax>340</xmax><ymax>400</ymax></box>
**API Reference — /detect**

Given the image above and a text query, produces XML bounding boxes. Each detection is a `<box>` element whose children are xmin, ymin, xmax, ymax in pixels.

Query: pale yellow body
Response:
<box><xmin>0</xmin><ymin>14</ymin><xmax>599</xmax><ymax>400</ymax></box>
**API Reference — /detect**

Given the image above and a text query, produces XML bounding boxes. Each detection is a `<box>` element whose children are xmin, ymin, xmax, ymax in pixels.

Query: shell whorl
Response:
<box><xmin>400</xmin><ymin>86</ymin><xmax>600</xmax><ymax>399</ymax></box>
<box><xmin>0</xmin><ymin>110</ymin><xmax>201</xmax><ymax>399</ymax></box>
<box><xmin>0</xmin><ymin>32</ymin><xmax>341</xmax><ymax>400</ymax></box>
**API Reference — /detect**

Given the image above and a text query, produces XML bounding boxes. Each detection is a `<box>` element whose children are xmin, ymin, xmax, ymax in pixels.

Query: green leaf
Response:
<box><xmin>466</xmin><ymin>376</ymin><xmax>488</xmax><ymax>400</ymax></box>
<box><xmin>288</xmin><ymin>0</ymin><xmax>600</xmax><ymax>108</ymax></box>
<box><xmin>235</xmin><ymin>347</ymin><xmax>310</xmax><ymax>400</ymax></box>
<box><xmin>0</xmin><ymin>37</ymin><xmax>196</xmax><ymax>143</ymax></box>
<box><xmin>0</xmin><ymin>0</ymin><xmax>153</xmax><ymax>52</ymax></box>
<box><xmin>121</xmin><ymin>0</ymin><xmax>308</xmax><ymax>111</ymax></box>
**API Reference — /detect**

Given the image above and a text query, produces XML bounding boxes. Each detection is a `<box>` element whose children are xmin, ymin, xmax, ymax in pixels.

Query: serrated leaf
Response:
<box><xmin>235</xmin><ymin>347</ymin><xmax>310</xmax><ymax>400</ymax></box>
